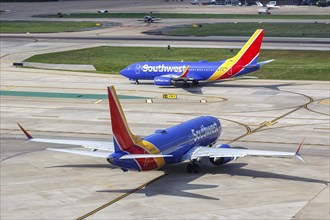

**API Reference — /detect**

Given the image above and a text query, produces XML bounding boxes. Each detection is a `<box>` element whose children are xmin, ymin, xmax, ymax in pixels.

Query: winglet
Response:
<box><xmin>17</xmin><ymin>123</ymin><xmax>33</xmax><ymax>140</ymax></box>
<box><xmin>295</xmin><ymin>138</ymin><xmax>305</xmax><ymax>163</ymax></box>
<box><xmin>180</xmin><ymin>66</ymin><xmax>190</xmax><ymax>78</ymax></box>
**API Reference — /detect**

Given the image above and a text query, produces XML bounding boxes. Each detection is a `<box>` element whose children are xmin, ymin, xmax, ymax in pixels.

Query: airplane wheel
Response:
<box><xmin>186</xmin><ymin>163</ymin><xmax>193</xmax><ymax>173</ymax></box>
<box><xmin>192</xmin><ymin>81</ymin><xmax>199</xmax><ymax>86</ymax></box>
<box><xmin>135</xmin><ymin>80</ymin><xmax>140</xmax><ymax>85</ymax></box>
<box><xmin>183</xmin><ymin>82</ymin><xmax>190</xmax><ymax>88</ymax></box>
<box><xmin>192</xmin><ymin>164</ymin><xmax>200</xmax><ymax>173</ymax></box>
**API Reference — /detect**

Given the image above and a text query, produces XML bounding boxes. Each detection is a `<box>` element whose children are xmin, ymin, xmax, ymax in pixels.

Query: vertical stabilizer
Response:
<box><xmin>233</xmin><ymin>29</ymin><xmax>264</xmax><ymax>65</ymax></box>
<box><xmin>107</xmin><ymin>86</ymin><xmax>141</xmax><ymax>152</ymax></box>
<box><xmin>208</xmin><ymin>29</ymin><xmax>265</xmax><ymax>80</ymax></box>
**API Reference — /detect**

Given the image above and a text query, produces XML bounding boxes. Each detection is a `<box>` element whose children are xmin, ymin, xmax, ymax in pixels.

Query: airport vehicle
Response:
<box><xmin>258</xmin><ymin>8</ymin><xmax>271</xmax><ymax>14</ymax></box>
<box><xmin>138</xmin><ymin>15</ymin><xmax>161</xmax><ymax>23</ymax></box>
<box><xmin>97</xmin><ymin>10</ymin><xmax>108</xmax><ymax>14</ymax></box>
<box><xmin>18</xmin><ymin>86</ymin><xmax>304</xmax><ymax>173</ymax></box>
<box><xmin>256</xmin><ymin>1</ymin><xmax>279</xmax><ymax>9</ymax></box>
<box><xmin>119</xmin><ymin>29</ymin><xmax>273</xmax><ymax>87</ymax></box>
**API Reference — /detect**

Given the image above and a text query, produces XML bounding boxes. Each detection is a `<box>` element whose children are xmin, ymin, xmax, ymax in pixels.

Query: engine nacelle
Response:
<box><xmin>209</xmin><ymin>144</ymin><xmax>234</xmax><ymax>166</ymax></box>
<box><xmin>154</xmin><ymin>76</ymin><xmax>173</xmax><ymax>86</ymax></box>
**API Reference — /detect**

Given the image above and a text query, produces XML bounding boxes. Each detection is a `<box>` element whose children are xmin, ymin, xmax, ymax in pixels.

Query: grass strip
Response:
<box><xmin>45</xmin><ymin>13</ymin><xmax>330</xmax><ymax>20</ymax></box>
<box><xmin>164</xmin><ymin>22</ymin><xmax>330</xmax><ymax>38</ymax></box>
<box><xmin>24</xmin><ymin>46</ymin><xmax>330</xmax><ymax>81</ymax></box>
<box><xmin>0</xmin><ymin>21</ymin><xmax>98</xmax><ymax>33</ymax></box>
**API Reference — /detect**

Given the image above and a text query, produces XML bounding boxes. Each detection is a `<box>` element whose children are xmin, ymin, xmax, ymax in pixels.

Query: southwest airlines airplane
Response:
<box><xmin>18</xmin><ymin>86</ymin><xmax>303</xmax><ymax>173</ymax></box>
<box><xmin>120</xmin><ymin>29</ymin><xmax>274</xmax><ymax>87</ymax></box>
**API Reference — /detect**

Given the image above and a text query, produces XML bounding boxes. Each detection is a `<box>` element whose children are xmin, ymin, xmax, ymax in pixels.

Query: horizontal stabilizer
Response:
<box><xmin>47</xmin><ymin>148</ymin><xmax>110</xmax><ymax>158</ymax></box>
<box><xmin>258</xmin><ymin>59</ymin><xmax>274</xmax><ymax>66</ymax></box>
<box><xmin>120</xmin><ymin>154</ymin><xmax>173</xmax><ymax>160</ymax></box>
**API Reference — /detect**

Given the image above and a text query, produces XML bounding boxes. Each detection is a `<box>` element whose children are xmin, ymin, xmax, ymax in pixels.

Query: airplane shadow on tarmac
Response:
<box><xmin>91</xmin><ymin>162</ymin><xmax>329</xmax><ymax>201</ymax></box>
<box><xmin>137</xmin><ymin>81</ymin><xmax>304</xmax><ymax>95</ymax></box>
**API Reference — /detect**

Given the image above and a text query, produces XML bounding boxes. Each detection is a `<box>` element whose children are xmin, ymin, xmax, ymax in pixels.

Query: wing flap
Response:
<box><xmin>183</xmin><ymin>146</ymin><xmax>298</xmax><ymax>161</ymax></box>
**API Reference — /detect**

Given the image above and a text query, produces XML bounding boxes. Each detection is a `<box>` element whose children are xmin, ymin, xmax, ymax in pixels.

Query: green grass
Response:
<box><xmin>0</xmin><ymin>21</ymin><xmax>98</xmax><ymax>33</ymax></box>
<box><xmin>24</xmin><ymin>46</ymin><xmax>330</xmax><ymax>81</ymax></box>
<box><xmin>46</xmin><ymin>12</ymin><xmax>330</xmax><ymax>20</ymax></box>
<box><xmin>165</xmin><ymin>23</ymin><xmax>330</xmax><ymax>38</ymax></box>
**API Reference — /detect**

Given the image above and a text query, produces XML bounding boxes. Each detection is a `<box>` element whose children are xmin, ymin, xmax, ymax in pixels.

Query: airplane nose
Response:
<box><xmin>119</xmin><ymin>69</ymin><xmax>128</xmax><ymax>77</ymax></box>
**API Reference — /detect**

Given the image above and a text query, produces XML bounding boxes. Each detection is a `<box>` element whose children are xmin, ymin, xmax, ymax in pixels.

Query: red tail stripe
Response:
<box><xmin>108</xmin><ymin>87</ymin><xmax>135</xmax><ymax>150</ymax></box>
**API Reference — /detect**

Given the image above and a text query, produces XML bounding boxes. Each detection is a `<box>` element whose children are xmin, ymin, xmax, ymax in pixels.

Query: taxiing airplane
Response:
<box><xmin>18</xmin><ymin>86</ymin><xmax>304</xmax><ymax>173</ymax></box>
<box><xmin>138</xmin><ymin>15</ymin><xmax>161</xmax><ymax>23</ymax></box>
<box><xmin>120</xmin><ymin>29</ymin><xmax>273</xmax><ymax>87</ymax></box>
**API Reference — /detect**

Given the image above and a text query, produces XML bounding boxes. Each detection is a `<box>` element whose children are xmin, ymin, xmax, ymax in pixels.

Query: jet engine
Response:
<box><xmin>209</xmin><ymin>144</ymin><xmax>234</xmax><ymax>166</ymax></box>
<box><xmin>154</xmin><ymin>76</ymin><xmax>173</xmax><ymax>86</ymax></box>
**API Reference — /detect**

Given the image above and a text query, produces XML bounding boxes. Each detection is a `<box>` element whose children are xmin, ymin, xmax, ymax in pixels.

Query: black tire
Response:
<box><xmin>192</xmin><ymin>164</ymin><xmax>200</xmax><ymax>173</ymax></box>
<box><xmin>183</xmin><ymin>82</ymin><xmax>190</xmax><ymax>88</ymax></box>
<box><xmin>186</xmin><ymin>163</ymin><xmax>193</xmax><ymax>173</ymax></box>
<box><xmin>192</xmin><ymin>80</ymin><xmax>199</xmax><ymax>86</ymax></box>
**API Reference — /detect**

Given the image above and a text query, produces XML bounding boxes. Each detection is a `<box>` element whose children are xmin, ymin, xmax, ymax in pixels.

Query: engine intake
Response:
<box><xmin>209</xmin><ymin>144</ymin><xmax>234</xmax><ymax>166</ymax></box>
<box><xmin>154</xmin><ymin>76</ymin><xmax>173</xmax><ymax>86</ymax></box>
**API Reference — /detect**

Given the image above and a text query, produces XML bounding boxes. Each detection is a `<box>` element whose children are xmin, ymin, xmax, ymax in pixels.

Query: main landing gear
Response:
<box><xmin>186</xmin><ymin>160</ymin><xmax>200</xmax><ymax>173</ymax></box>
<box><xmin>135</xmin><ymin>79</ymin><xmax>140</xmax><ymax>85</ymax></box>
<box><xmin>182</xmin><ymin>80</ymin><xmax>199</xmax><ymax>88</ymax></box>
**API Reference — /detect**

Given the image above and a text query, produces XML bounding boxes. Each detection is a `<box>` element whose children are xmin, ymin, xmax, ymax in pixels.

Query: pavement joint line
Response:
<box><xmin>1</xmin><ymin>86</ymin><xmax>17</xmax><ymax>91</ymax></box>
<box><xmin>0</xmin><ymin>54</ymin><xmax>10</xmax><ymax>59</ymax></box>
<box><xmin>220</xmin><ymin>117</ymin><xmax>252</xmax><ymax>134</ymax></box>
<box><xmin>93</xmin><ymin>99</ymin><xmax>103</xmax><ymax>104</ymax></box>
<box><xmin>256</xmin><ymin>122</ymin><xmax>330</xmax><ymax>132</ymax></box>
<box><xmin>76</xmin><ymin>171</ymin><xmax>172</xmax><ymax>220</ymax></box>
<box><xmin>31</xmin><ymin>115</ymin><xmax>59</xmax><ymax>118</ymax></box>
<box><xmin>227</xmin><ymin>90</ymin><xmax>316</xmax><ymax>144</ymax></box>
<box><xmin>293</xmin><ymin>185</ymin><xmax>329</xmax><ymax>219</ymax></box>
<box><xmin>313</xmin><ymin>127</ymin><xmax>330</xmax><ymax>130</ymax></box>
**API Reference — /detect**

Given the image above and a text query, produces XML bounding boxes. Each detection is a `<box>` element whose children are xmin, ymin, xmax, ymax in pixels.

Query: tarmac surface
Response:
<box><xmin>1</xmin><ymin>1</ymin><xmax>330</xmax><ymax>219</ymax></box>
<box><xmin>1</xmin><ymin>67</ymin><xmax>329</xmax><ymax>219</ymax></box>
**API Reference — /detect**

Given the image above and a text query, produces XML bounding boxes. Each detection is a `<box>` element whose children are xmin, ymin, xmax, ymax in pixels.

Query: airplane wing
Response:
<box><xmin>182</xmin><ymin>141</ymin><xmax>304</xmax><ymax>162</ymax></box>
<box><xmin>18</xmin><ymin>123</ymin><xmax>114</xmax><ymax>151</ymax></box>
<box><xmin>163</xmin><ymin>66</ymin><xmax>198</xmax><ymax>82</ymax></box>
<box><xmin>47</xmin><ymin>148</ymin><xmax>111</xmax><ymax>158</ymax></box>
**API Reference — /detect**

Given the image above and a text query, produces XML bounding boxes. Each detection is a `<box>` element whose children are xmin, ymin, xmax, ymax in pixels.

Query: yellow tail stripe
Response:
<box><xmin>140</xmin><ymin>140</ymin><xmax>165</xmax><ymax>168</ymax></box>
<box><xmin>207</xmin><ymin>29</ymin><xmax>263</xmax><ymax>81</ymax></box>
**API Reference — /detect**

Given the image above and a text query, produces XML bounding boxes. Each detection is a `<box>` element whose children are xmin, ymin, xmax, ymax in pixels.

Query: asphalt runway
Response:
<box><xmin>1</xmin><ymin>1</ymin><xmax>329</xmax><ymax>219</ymax></box>
<box><xmin>1</xmin><ymin>0</ymin><xmax>330</xmax><ymax>51</ymax></box>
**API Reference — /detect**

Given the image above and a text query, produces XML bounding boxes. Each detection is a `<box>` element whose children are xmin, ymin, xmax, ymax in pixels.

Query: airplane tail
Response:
<box><xmin>208</xmin><ymin>29</ymin><xmax>264</xmax><ymax>81</ymax></box>
<box><xmin>232</xmin><ymin>29</ymin><xmax>264</xmax><ymax>66</ymax></box>
<box><xmin>107</xmin><ymin>86</ymin><xmax>141</xmax><ymax>153</ymax></box>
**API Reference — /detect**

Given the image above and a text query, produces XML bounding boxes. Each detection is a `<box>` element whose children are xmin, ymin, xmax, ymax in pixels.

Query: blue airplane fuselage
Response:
<box><xmin>120</xmin><ymin>61</ymin><xmax>260</xmax><ymax>82</ymax></box>
<box><xmin>110</xmin><ymin>116</ymin><xmax>222</xmax><ymax>171</ymax></box>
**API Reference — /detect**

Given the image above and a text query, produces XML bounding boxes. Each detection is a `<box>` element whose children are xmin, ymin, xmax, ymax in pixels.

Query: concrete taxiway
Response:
<box><xmin>1</xmin><ymin>66</ymin><xmax>329</xmax><ymax>219</ymax></box>
<box><xmin>1</xmin><ymin>1</ymin><xmax>329</xmax><ymax>219</ymax></box>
